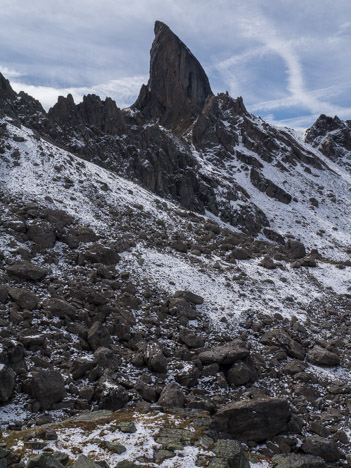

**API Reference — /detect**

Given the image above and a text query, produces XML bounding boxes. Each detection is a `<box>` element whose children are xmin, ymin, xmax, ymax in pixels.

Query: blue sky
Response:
<box><xmin>1</xmin><ymin>0</ymin><xmax>350</xmax><ymax>129</ymax></box>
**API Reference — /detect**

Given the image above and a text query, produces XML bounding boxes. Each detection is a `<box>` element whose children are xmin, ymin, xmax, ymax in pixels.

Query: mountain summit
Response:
<box><xmin>134</xmin><ymin>21</ymin><xmax>213</xmax><ymax>131</ymax></box>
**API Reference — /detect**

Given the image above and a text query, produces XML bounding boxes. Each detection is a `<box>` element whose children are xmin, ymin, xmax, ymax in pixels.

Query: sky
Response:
<box><xmin>1</xmin><ymin>0</ymin><xmax>351</xmax><ymax>129</ymax></box>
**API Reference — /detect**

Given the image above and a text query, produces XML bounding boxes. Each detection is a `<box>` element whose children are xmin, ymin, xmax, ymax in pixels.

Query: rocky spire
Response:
<box><xmin>0</xmin><ymin>73</ymin><xmax>17</xmax><ymax>115</ymax></box>
<box><xmin>134</xmin><ymin>21</ymin><xmax>213</xmax><ymax>132</ymax></box>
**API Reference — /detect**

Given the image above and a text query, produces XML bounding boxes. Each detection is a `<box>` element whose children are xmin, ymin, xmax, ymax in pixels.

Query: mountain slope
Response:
<box><xmin>1</xmin><ymin>20</ymin><xmax>351</xmax><ymax>467</ymax></box>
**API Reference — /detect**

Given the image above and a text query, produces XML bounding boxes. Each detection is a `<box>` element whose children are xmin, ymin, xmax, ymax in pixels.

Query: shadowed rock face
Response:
<box><xmin>306</xmin><ymin>114</ymin><xmax>351</xmax><ymax>162</ymax></box>
<box><xmin>48</xmin><ymin>93</ymin><xmax>126</xmax><ymax>136</ymax></box>
<box><xmin>134</xmin><ymin>21</ymin><xmax>213</xmax><ymax>132</ymax></box>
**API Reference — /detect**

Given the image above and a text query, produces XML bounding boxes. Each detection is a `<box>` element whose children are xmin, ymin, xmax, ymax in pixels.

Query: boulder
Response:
<box><xmin>168</xmin><ymin>297</ymin><xmax>199</xmax><ymax>320</ymax></box>
<box><xmin>144</xmin><ymin>343</ymin><xmax>167</xmax><ymax>373</ymax></box>
<box><xmin>70</xmin><ymin>358</ymin><xmax>96</xmax><ymax>380</ymax></box>
<box><xmin>0</xmin><ymin>340</ymin><xmax>27</xmax><ymax>372</ymax></box>
<box><xmin>174</xmin><ymin>290</ymin><xmax>204</xmax><ymax>304</ymax></box>
<box><xmin>27</xmin><ymin>221</ymin><xmax>56</xmax><ymax>249</ymax></box>
<box><xmin>87</xmin><ymin>322</ymin><xmax>111</xmax><ymax>351</ymax></box>
<box><xmin>68</xmin><ymin>226</ymin><xmax>97</xmax><ymax>244</ymax></box>
<box><xmin>261</xmin><ymin>329</ymin><xmax>305</xmax><ymax>360</ymax></box>
<box><xmin>7</xmin><ymin>261</ymin><xmax>48</xmax><ymax>281</ymax></box>
<box><xmin>271</xmin><ymin>453</ymin><xmax>325</xmax><ymax>468</ymax></box>
<box><xmin>158</xmin><ymin>382</ymin><xmax>185</xmax><ymax>408</ymax></box>
<box><xmin>199</xmin><ymin>340</ymin><xmax>249</xmax><ymax>366</ymax></box>
<box><xmin>212</xmin><ymin>439</ymin><xmax>250</xmax><ymax>468</ymax></box>
<box><xmin>226</xmin><ymin>361</ymin><xmax>257</xmax><ymax>386</ymax></box>
<box><xmin>26</xmin><ymin>453</ymin><xmax>66</xmax><ymax>468</ymax></box>
<box><xmin>175</xmin><ymin>363</ymin><xmax>200</xmax><ymax>388</ymax></box>
<box><xmin>214</xmin><ymin>398</ymin><xmax>291</xmax><ymax>442</ymax></box>
<box><xmin>179</xmin><ymin>329</ymin><xmax>205</xmax><ymax>348</ymax></box>
<box><xmin>0</xmin><ymin>285</ymin><xmax>8</xmax><ymax>304</ymax></box>
<box><xmin>0</xmin><ymin>365</ymin><xmax>15</xmax><ymax>402</ymax></box>
<box><xmin>301</xmin><ymin>436</ymin><xmax>341</xmax><ymax>462</ymax></box>
<box><xmin>42</xmin><ymin>298</ymin><xmax>76</xmax><ymax>319</ymax></box>
<box><xmin>71</xmin><ymin>455</ymin><xmax>102</xmax><ymax>468</ymax></box>
<box><xmin>285</xmin><ymin>240</ymin><xmax>306</xmax><ymax>259</ymax></box>
<box><xmin>84</xmin><ymin>244</ymin><xmax>120</xmax><ymax>265</ymax></box>
<box><xmin>29</xmin><ymin>370</ymin><xmax>65</xmax><ymax>410</ymax></box>
<box><xmin>307</xmin><ymin>345</ymin><xmax>340</xmax><ymax>366</ymax></box>
<box><xmin>8</xmin><ymin>287</ymin><xmax>38</xmax><ymax>310</ymax></box>
<box><xmin>98</xmin><ymin>386</ymin><xmax>129</xmax><ymax>411</ymax></box>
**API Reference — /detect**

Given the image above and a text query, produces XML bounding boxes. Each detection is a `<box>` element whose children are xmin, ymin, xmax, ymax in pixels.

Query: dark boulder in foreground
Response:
<box><xmin>214</xmin><ymin>398</ymin><xmax>291</xmax><ymax>442</ymax></box>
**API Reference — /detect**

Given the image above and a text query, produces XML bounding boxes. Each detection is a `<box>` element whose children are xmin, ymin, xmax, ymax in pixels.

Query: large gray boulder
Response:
<box><xmin>28</xmin><ymin>370</ymin><xmax>65</xmax><ymax>410</ymax></box>
<box><xmin>8</xmin><ymin>287</ymin><xmax>38</xmax><ymax>310</ymax></box>
<box><xmin>272</xmin><ymin>453</ymin><xmax>326</xmax><ymax>468</ymax></box>
<box><xmin>301</xmin><ymin>436</ymin><xmax>341</xmax><ymax>462</ymax></box>
<box><xmin>211</xmin><ymin>439</ymin><xmax>250</xmax><ymax>468</ymax></box>
<box><xmin>307</xmin><ymin>345</ymin><xmax>340</xmax><ymax>366</ymax></box>
<box><xmin>144</xmin><ymin>342</ymin><xmax>167</xmax><ymax>373</ymax></box>
<box><xmin>198</xmin><ymin>340</ymin><xmax>249</xmax><ymax>366</ymax></box>
<box><xmin>42</xmin><ymin>298</ymin><xmax>76</xmax><ymax>319</ymax></box>
<box><xmin>7</xmin><ymin>261</ymin><xmax>48</xmax><ymax>281</ymax></box>
<box><xmin>27</xmin><ymin>221</ymin><xmax>56</xmax><ymax>249</ymax></box>
<box><xmin>71</xmin><ymin>455</ymin><xmax>102</xmax><ymax>468</ymax></box>
<box><xmin>158</xmin><ymin>382</ymin><xmax>185</xmax><ymax>408</ymax></box>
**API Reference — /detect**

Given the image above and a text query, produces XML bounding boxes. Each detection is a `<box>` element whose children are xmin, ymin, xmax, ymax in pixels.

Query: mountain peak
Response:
<box><xmin>134</xmin><ymin>21</ymin><xmax>213</xmax><ymax>132</ymax></box>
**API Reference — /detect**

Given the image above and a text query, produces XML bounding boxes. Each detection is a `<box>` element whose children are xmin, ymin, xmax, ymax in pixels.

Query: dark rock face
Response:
<box><xmin>48</xmin><ymin>93</ymin><xmax>126</xmax><ymax>137</ymax></box>
<box><xmin>306</xmin><ymin>114</ymin><xmax>351</xmax><ymax>163</ymax></box>
<box><xmin>214</xmin><ymin>398</ymin><xmax>291</xmax><ymax>442</ymax></box>
<box><xmin>250</xmin><ymin>168</ymin><xmax>292</xmax><ymax>204</ymax></box>
<box><xmin>134</xmin><ymin>21</ymin><xmax>213</xmax><ymax>132</ymax></box>
<box><xmin>0</xmin><ymin>73</ymin><xmax>46</xmax><ymax>127</ymax></box>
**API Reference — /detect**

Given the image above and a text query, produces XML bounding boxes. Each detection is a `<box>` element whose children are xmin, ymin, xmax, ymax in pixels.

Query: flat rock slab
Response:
<box><xmin>214</xmin><ymin>398</ymin><xmax>291</xmax><ymax>442</ymax></box>
<box><xmin>199</xmin><ymin>340</ymin><xmax>249</xmax><ymax>366</ymax></box>
<box><xmin>272</xmin><ymin>453</ymin><xmax>326</xmax><ymax>468</ymax></box>
<box><xmin>7</xmin><ymin>261</ymin><xmax>48</xmax><ymax>281</ymax></box>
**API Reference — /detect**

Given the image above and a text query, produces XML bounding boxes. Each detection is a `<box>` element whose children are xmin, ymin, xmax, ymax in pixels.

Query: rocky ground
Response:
<box><xmin>0</xmin><ymin>119</ymin><xmax>350</xmax><ymax>467</ymax></box>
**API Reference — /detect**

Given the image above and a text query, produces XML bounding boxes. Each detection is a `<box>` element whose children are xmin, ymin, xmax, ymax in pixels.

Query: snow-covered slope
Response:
<box><xmin>1</xmin><ymin>116</ymin><xmax>351</xmax><ymax>465</ymax></box>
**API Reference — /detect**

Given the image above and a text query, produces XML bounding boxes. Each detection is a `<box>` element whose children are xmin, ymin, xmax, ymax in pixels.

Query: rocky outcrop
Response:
<box><xmin>305</xmin><ymin>114</ymin><xmax>351</xmax><ymax>162</ymax></box>
<box><xmin>134</xmin><ymin>21</ymin><xmax>213</xmax><ymax>132</ymax></box>
<box><xmin>48</xmin><ymin>93</ymin><xmax>126</xmax><ymax>137</ymax></box>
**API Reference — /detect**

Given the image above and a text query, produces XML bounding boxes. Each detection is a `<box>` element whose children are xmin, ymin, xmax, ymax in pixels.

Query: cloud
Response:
<box><xmin>0</xmin><ymin>66</ymin><xmax>23</xmax><ymax>79</ymax></box>
<box><xmin>10</xmin><ymin>75</ymin><xmax>147</xmax><ymax>110</ymax></box>
<box><xmin>0</xmin><ymin>0</ymin><xmax>350</xmax><ymax>127</ymax></box>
